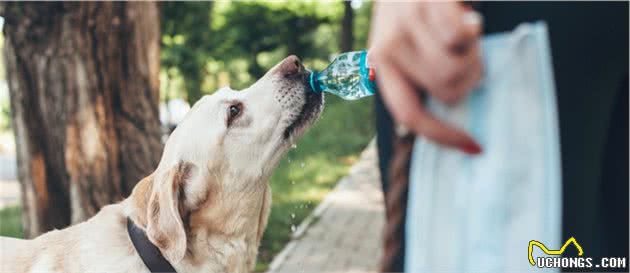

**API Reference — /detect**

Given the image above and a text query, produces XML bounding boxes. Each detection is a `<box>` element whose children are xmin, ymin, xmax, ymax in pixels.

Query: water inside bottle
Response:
<box><xmin>310</xmin><ymin>51</ymin><xmax>375</xmax><ymax>100</ymax></box>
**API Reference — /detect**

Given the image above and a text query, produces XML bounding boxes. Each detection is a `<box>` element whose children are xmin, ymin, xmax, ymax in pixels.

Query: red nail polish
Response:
<box><xmin>368</xmin><ymin>68</ymin><xmax>376</xmax><ymax>81</ymax></box>
<box><xmin>462</xmin><ymin>142</ymin><xmax>482</xmax><ymax>155</ymax></box>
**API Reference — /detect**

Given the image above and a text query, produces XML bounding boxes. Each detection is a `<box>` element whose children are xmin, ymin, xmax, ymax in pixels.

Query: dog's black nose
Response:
<box><xmin>278</xmin><ymin>55</ymin><xmax>304</xmax><ymax>77</ymax></box>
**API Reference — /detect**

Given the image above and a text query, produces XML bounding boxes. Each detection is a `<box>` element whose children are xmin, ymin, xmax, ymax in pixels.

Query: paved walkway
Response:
<box><xmin>0</xmin><ymin>179</ymin><xmax>19</xmax><ymax>208</ymax></box>
<box><xmin>0</xmin><ymin>153</ymin><xmax>19</xmax><ymax>209</ymax></box>
<box><xmin>267</xmin><ymin>141</ymin><xmax>384</xmax><ymax>273</ymax></box>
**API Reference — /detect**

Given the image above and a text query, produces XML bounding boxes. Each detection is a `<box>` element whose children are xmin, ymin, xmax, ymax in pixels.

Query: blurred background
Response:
<box><xmin>0</xmin><ymin>1</ymin><xmax>375</xmax><ymax>271</ymax></box>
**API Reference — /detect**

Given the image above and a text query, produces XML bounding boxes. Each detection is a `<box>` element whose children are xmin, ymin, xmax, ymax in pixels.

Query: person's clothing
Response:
<box><xmin>375</xmin><ymin>2</ymin><xmax>628</xmax><ymax>272</ymax></box>
<box><xmin>479</xmin><ymin>3</ymin><xmax>628</xmax><ymax>265</ymax></box>
<box><xmin>406</xmin><ymin>22</ymin><xmax>563</xmax><ymax>272</ymax></box>
<box><xmin>375</xmin><ymin>90</ymin><xmax>408</xmax><ymax>272</ymax></box>
<box><xmin>375</xmin><ymin>91</ymin><xmax>395</xmax><ymax>196</ymax></box>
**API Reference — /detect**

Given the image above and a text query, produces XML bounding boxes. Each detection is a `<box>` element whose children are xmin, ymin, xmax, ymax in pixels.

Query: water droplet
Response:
<box><xmin>291</xmin><ymin>225</ymin><xmax>297</xmax><ymax>232</ymax></box>
<box><xmin>291</xmin><ymin>213</ymin><xmax>295</xmax><ymax>219</ymax></box>
<box><xmin>291</xmin><ymin>143</ymin><xmax>297</xmax><ymax>149</ymax></box>
<box><xmin>300</xmin><ymin>162</ymin><xmax>305</xmax><ymax>168</ymax></box>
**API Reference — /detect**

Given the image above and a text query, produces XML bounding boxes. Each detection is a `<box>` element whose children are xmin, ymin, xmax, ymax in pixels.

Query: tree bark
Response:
<box><xmin>340</xmin><ymin>0</ymin><xmax>354</xmax><ymax>52</ymax></box>
<box><xmin>0</xmin><ymin>2</ymin><xmax>162</xmax><ymax>238</ymax></box>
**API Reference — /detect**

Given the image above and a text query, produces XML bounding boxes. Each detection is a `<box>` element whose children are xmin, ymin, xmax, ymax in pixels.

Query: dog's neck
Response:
<box><xmin>128</xmin><ymin>174</ymin><xmax>272</xmax><ymax>273</ymax></box>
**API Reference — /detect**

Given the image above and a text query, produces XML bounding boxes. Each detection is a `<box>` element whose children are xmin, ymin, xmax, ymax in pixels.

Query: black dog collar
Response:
<box><xmin>127</xmin><ymin>217</ymin><xmax>177</xmax><ymax>273</ymax></box>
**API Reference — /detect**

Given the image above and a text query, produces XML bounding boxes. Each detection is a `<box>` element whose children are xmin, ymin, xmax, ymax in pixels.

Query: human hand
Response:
<box><xmin>369</xmin><ymin>1</ymin><xmax>483</xmax><ymax>154</ymax></box>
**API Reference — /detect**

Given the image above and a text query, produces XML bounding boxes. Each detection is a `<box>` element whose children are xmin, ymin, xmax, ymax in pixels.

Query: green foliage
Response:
<box><xmin>160</xmin><ymin>0</ymin><xmax>372</xmax><ymax>102</ymax></box>
<box><xmin>213</xmin><ymin>2</ymin><xmax>331</xmax><ymax>78</ymax></box>
<box><xmin>0</xmin><ymin>31</ymin><xmax>5</xmax><ymax>80</ymax></box>
<box><xmin>0</xmin><ymin>98</ymin><xmax>9</xmax><ymax>132</ymax></box>
<box><xmin>160</xmin><ymin>2</ymin><xmax>214</xmax><ymax>104</ymax></box>
<box><xmin>353</xmin><ymin>1</ymin><xmax>373</xmax><ymax>50</ymax></box>
<box><xmin>0</xmin><ymin>206</ymin><xmax>23</xmax><ymax>239</ymax></box>
<box><xmin>0</xmin><ymin>31</ymin><xmax>10</xmax><ymax>132</ymax></box>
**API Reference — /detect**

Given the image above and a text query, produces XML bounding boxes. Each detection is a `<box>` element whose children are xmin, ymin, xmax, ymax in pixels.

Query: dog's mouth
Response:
<box><xmin>283</xmin><ymin>76</ymin><xmax>323</xmax><ymax>139</ymax></box>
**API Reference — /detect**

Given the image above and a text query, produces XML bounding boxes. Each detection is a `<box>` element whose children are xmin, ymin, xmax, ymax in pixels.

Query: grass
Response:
<box><xmin>255</xmin><ymin>95</ymin><xmax>374</xmax><ymax>271</ymax></box>
<box><xmin>0</xmin><ymin>205</ymin><xmax>23</xmax><ymax>238</ymax></box>
<box><xmin>0</xmin><ymin>95</ymin><xmax>375</xmax><ymax>272</ymax></box>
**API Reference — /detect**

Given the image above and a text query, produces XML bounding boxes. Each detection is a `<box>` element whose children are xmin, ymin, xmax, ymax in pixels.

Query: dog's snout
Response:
<box><xmin>278</xmin><ymin>55</ymin><xmax>304</xmax><ymax>77</ymax></box>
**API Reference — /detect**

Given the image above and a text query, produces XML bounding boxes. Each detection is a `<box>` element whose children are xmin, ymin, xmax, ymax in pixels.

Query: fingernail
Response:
<box><xmin>461</xmin><ymin>142</ymin><xmax>482</xmax><ymax>155</ymax></box>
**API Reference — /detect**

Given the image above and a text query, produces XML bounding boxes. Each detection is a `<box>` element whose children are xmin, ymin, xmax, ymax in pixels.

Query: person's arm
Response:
<box><xmin>369</xmin><ymin>2</ymin><xmax>483</xmax><ymax>154</ymax></box>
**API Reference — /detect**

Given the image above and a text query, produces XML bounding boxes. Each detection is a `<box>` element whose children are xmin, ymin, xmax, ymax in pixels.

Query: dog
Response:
<box><xmin>0</xmin><ymin>55</ymin><xmax>323</xmax><ymax>273</ymax></box>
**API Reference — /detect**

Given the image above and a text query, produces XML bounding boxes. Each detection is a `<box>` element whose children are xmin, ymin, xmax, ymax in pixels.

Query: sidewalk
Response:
<box><xmin>267</xmin><ymin>142</ymin><xmax>385</xmax><ymax>273</ymax></box>
<box><xmin>0</xmin><ymin>153</ymin><xmax>19</xmax><ymax>209</ymax></box>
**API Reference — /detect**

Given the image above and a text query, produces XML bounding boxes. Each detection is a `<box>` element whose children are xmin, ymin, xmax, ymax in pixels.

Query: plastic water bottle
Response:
<box><xmin>308</xmin><ymin>50</ymin><xmax>377</xmax><ymax>100</ymax></box>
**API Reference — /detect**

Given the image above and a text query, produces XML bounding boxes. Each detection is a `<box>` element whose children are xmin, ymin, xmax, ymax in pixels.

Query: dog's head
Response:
<box><xmin>159</xmin><ymin>55</ymin><xmax>322</xmax><ymax>179</ymax></box>
<box><xmin>131</xmin><ymin>56</ymin><xmax>323</xmax><ymax>263</ymax></box>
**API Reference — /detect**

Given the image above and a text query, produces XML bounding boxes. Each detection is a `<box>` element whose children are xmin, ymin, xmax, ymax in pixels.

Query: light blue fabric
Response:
<box><xmin>405</xmin><ymin>22</ymin><xmax>562</xmax><ymax>273</ymax></box>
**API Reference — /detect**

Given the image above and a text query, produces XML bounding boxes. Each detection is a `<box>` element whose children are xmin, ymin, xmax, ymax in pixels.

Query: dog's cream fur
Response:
<box><xmin>0</xmin><ymin>56</ymin><xmax>322</xmax><ymax>273</ymax></box>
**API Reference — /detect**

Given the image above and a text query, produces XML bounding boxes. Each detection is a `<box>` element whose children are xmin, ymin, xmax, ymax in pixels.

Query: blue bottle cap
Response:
<box><xmin>359</xmin><ymin>51</ymin><xmax>377</xmax><ymax>95</ymax></box>
<box><xmin>308</xmin><ymin>71</ymin><xmax>322</xmax><ymax>93</ymax></box>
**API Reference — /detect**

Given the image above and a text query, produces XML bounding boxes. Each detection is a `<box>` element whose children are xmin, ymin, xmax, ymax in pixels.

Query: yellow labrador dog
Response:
<box><xmin>0</xmin><ymin>56</ymin><xmax>323</xmax><ymax>273</ymax></box>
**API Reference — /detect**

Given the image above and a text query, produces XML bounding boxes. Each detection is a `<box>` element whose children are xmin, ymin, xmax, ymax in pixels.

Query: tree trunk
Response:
<box><xmin>340</xmin><ymin>0</ymin><xmax>354</xmax><ymax>52</ymax></box>
<box><xmin>0</xmin><ymin>2</ymin><xmax>162</xmax><ymax>238</ymax></box>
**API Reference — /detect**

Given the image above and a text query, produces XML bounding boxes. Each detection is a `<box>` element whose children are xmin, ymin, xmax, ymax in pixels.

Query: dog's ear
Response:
<box><xmin>146</xmin><ymin>161</ymin><xmax>196</xmax><ymax>264</ymax></box>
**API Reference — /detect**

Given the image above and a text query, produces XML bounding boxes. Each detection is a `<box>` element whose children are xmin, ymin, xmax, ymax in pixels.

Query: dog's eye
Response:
<box><xmin>229</xmin><ymin>105</ymin><xmax>240</xmax><ymax>117</ymax></box>
<box><xmin>227</xmin><ymin>103</ymin><xmax>242</xmax><ymax>126</ymax></box>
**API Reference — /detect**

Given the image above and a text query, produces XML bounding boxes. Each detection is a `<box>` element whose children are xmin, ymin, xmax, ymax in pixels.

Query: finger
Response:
<box><xmin>403</xmin><ymin>22</ymin><xmax>483</xmax><ymax>104</ymax></box>
<box><xmin>428</xmin><ymin>39</ymin><xmax>483</xmax><ymax>103</ymax></box>
<box><xmin>376</xmin><ymin>59</ymin><xmax>482</xmax><ymax>154</ymax></box>
<box><xmin>447</xmin><ymin>41</ymin><xmax>483</xmax><ymax>100</ymax></box>
<box><xmin>368</xmin><ymin>1</ymin><xmax>407</xmax><ymax>47</ymax></box>
<box><xmin>424</xmin><ymin>2</ymin><xmax>482</xmax><ymax>54</ymax></box>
